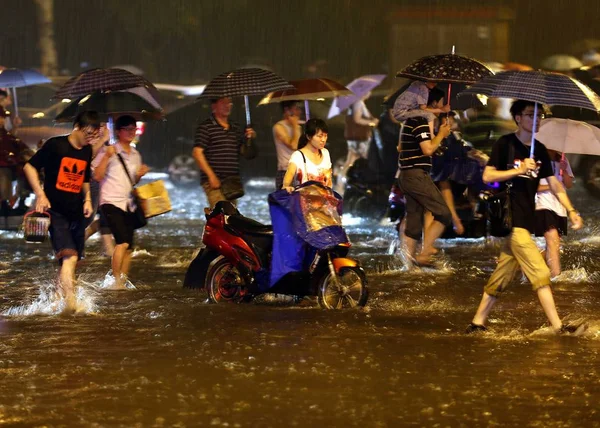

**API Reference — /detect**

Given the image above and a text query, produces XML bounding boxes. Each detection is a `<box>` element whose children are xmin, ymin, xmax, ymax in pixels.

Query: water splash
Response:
<box><xmin>2</xmin><ymin>280</ymin><xmax>98</xmax><ymax>316</ymax></box>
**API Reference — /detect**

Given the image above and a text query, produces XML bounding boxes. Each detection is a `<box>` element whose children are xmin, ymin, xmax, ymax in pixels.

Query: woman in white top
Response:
<box><xmin>282</xmin><ymin>118</ymin><xmax>332</xmax><ymax>192</ymax></box>
<box><xmin>535</xmin><ymin>149</ymin><xmax>574</xmax><ymax>278</ymax></box>
<box><xmin>93</xmin><ymin>115</ymin><xmax>149</xmax><ymax>289</ymax></box>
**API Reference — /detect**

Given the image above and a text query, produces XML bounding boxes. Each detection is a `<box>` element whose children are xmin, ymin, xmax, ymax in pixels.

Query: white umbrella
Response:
<box><xmin>536</xmin><ymin>118</ymin><xmax>600</xmax><ymax>155</ymax></box>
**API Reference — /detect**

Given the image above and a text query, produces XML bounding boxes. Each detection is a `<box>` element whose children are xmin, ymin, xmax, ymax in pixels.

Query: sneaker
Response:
<box><xmin>465</xmin><ymin>323</ymin><xmax>488</xmax><ymax>334</ymax></box>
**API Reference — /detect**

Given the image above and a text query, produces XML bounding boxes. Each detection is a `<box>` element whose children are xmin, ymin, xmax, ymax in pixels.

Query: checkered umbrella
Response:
<box><xmin>0</xmin><ymin>68</ymin><xmax>51</xmax><ymax>116</ymax></box>
<box><xmin>396</xmin><ymin>54</ymin><xmax>494</xmax><ymax>84</ymax></box>
<box><xmin>199</xmin><ymin>68</ymin><xmax>294</xmax><ymax>124</ymax></box>
<box><xmin>458</xmin><ymin>70</ymin><xmax>600</xmax><ymax>156</ymax></box>
<box><xmin>54</xmin><ymin>68</ymin><xmax>153</xmax><ymax>99</ymax></box>
<box><xmin>54</xmin><ymin>91</ymin><xmax>164</xmax><ymax>123</ymax></box>
<box><xmin>458</xmin><ymin>70</ymin><xmax>600</xmax><ymax>111</ymax></box>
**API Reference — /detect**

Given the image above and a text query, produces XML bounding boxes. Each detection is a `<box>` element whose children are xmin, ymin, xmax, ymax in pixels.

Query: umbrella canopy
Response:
<box><xmin>0</xmin><ymin>68</ymin><xmax>51</xmax><ymax>88</ymax></box>
<box><xmin>327</xmin><ymin>74</ymin><xmax>386</xmax><ymax>119</ymax></box>
<box><xmin>54</xmin><ymin>68</ymin><xmax>153</xmax><ymax>99</ymax></box>
<box><xmin>396</xmin><ymin>54</ymin><xmax>494</xmax><ymax>84</ymax></box>
<box><xmin>54</xmin><ymin>91</ymin><xmax>164</xmax><ymax>123</ymax></box>
<box><xmin>258</xmin><ymin>78</ymin><xmax>351</xmax><ymax>105</ymax></box>
<box><xmin>536</xmin><ymin>118</ymin><xmax>600</xmax><ymax>155</ymax></box>
<box><xmin>383</xmin><ymin>81</ymin><xmax>482</xmax><ymax>111</ymax></box>
<box><xmin>199</xmin><ymin>68</ymin><xmax>294</xmax><ymax>99</ymax></box>
<box><xmin>458</xmin><ymin>70</ymin><xmax>600</xmax><ymax>111</ymax></box>
<box><xmin>459</xmin><ymin>70</ymin><xmax>600</xmax><ymax>156</ymax></box>
<box><xmin>540</xmin><ymin>55</ymin><xmax>583</xmax><ymax>72</ymax></box>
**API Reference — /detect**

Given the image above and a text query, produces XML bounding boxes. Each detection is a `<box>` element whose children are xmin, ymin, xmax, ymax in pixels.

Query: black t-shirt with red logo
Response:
<box><xmin>28</xmin><ymin>135</ymin><xmax>92</xmax><ymax>220</ymax></box>
<box><xmin>488</xmin><ymin>133</ymin><xmax>553</xmax><ymax>233</ymax></box>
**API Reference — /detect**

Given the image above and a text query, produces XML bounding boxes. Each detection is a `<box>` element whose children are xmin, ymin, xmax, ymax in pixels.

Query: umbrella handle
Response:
<box><xmin>11</xmin><ymin>87</ymin><xmax>19</xmax><ymax>117</ymax></box>
<box><xmin>304</xmin><ymin>99</ymin><xmax>310</xmax><ymax>120</ymax></box>
<box><xmin>447</xmin><ymin>83</ymin><xmax>452</xmax><ymax>109</ymax></box>
<box><xmin>530</xmin><ymin>102</ymin><xmax>538</xmax><ymax>158</ymax></box>
<box><xmin>244</xmin><ymin>95</ymin><xmax>251</xmax><ymax>126</ymax></box>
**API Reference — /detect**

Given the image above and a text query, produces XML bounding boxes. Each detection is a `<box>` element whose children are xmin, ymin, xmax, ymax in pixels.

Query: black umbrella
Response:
<box><xmin>458</xmin><ymin>70</ymin><xmax>600</xmax><ymax>155</ymax></box>
<box><xmin>199</xmin><ymin>68</ymin><xmax>294</xmax><ymax>125</ymax></box>
<box><xmin>54</xmin><ymin>68</ymin><xmax>155</xmax><ymax>100</ymax></box>
<box><xmin>396</xmin><ymin>54</ymin><xmax>494</xmax><ymax>84</ymax></box>
<box><xmin>54</xmin><ymin>91</ymin><xmax>164</xmax><ymax>123</ymax></box>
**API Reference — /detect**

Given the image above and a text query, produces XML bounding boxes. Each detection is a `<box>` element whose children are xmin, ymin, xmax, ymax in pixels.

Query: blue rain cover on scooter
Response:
<box><xmin>268</xmin><ymin>181</ymin><xmax>348</xmax><ymax>288</ymax></box>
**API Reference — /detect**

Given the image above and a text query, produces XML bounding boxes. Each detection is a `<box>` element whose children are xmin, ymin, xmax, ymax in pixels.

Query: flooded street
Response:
<box><xmin>1</xmin><ymin>176</ymin><xmax>600</xmax><ymax>427</ymax></box>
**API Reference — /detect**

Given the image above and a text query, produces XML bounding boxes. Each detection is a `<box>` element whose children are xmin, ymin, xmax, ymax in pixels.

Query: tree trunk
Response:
<box><xmin>34</xmin><ymin>0</ymin><xmax>58</xmax><ymax>76</ymax></box>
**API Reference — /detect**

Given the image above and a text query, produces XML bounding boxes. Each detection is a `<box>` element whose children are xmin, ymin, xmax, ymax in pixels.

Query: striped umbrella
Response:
<box><xmin>458</xmin><ymin>70</ymin><xmax>600</xmax><ymax>156</ymax></box>
<box><xmin>54</xmin><ymin>68</ymin><xmax>153</xmax><ymax>99</ymax></box>
<box><xmin>199</xmin><ymin>68</ymin><xmax>294</xmax><ymax>124</ymax></box>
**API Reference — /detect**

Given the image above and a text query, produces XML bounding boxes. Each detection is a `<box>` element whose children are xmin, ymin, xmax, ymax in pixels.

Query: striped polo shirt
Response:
<box><xmin>398</xmin><ymin>116</ymin><xmax>432</xmax><ymax>171</ymax></box>
<box><xmin>194</xmin><ymin>115</ymin><xmax>244</xmax><ymax>183</ymax></box>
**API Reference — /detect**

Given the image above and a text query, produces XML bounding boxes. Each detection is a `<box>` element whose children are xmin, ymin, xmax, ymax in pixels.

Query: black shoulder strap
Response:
<box><xmin>116</xmin><ymin>152</ymin><xmax>136</xmax><ymax>189</ymax></box>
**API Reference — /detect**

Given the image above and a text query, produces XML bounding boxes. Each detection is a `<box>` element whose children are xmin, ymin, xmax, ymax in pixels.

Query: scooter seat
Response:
<box><xmin>227</xmin><ymin>215</ymin><xmax>273</xmax><ymax>235</ymax></box>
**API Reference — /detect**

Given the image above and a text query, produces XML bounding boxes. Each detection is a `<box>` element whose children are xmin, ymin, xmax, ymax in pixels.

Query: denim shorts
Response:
<box><xmin>48</xmin><ymin>209</ymin><xmax>86</xmax><ymax>264</ymax></box>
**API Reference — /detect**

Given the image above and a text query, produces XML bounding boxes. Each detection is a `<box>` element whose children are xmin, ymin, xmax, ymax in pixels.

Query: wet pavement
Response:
<box><xmin>1</xmin><ymin>175</ymin><xmax>599</xmax><ymax>427</ymax></box>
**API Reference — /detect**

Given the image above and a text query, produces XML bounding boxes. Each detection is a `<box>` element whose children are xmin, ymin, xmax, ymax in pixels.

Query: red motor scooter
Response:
<box><xmin>184</xmin><ymin>190</ymin><xmax>368</xmax><ymax>309</ymax></box>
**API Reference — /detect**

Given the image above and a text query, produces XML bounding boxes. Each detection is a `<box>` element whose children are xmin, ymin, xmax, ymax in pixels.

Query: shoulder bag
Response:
<box><xmin>116</xmin><ymin>153</ymin><xmax>147</xmax><ymax>229</ymax></box>
<box><xmin>486</xmin><ymin>142</ymin><xmax>515</xmax><ymax>237</ymax></box>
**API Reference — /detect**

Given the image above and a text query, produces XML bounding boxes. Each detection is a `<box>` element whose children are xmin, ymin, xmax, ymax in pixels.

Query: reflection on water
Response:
<box><xmin>0</xmin><ymin>178</ymin><xmax>599</xmax><ymax>426</ymax></box>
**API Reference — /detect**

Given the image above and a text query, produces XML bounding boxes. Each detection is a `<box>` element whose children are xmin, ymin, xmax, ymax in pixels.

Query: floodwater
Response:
<box><xmin>1</xmin><ymin>175</ymin><xmax>599</xmax><ymax>427</ymax></box>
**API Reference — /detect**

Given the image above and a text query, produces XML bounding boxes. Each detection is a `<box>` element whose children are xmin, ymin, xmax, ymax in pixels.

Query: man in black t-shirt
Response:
<box><xmin>24</xmin><ymin>111</ymin><xmax>101</xmax><ymax>313</ymax></box>
<box><xmin>467</xmin><ymin>100</ymin><xmax>583</xmax><ymax>335</ymax></box>
<box><xmin>397</xmin><ymin>88</ymin><xmax>452</xmax><ymax>265</ymax></box>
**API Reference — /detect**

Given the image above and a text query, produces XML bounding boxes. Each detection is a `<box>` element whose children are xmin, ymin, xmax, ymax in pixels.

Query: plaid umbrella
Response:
<box><xmin>54</xmin><ymin>68</ymin><xmax>152</xmax><ymax>99</ymax></box>
<box><xmin>396</xmin><ymin>54</ymin><xmax>494</xmax><ymax>84</ymax></box>
<box><xmin>199</xmin><ymin>68</ymin><xmax>293</xmax><ymax>99</ymax></box>
<box><xmin>258</xmin><ymin>78</ymin><xmax>352</xmax><ymax>120</ymax></box>
<box><xmin>54</xmin><ymin>91</ymin><xmax>164</xmax><ymax>123</ymax></box>
<box><xmin>199</xmin><ymin>68</ymin><xmax>294</xmax><ymax>124</ymax></box>
<box><xmin>458</xmin><ymin>70</ymin><xmax>600</xmax><ymax>156</ymax></box>
<box><xmin>458</xmin><ymin>70</ymin><xmax>600</xmax><ymax>111</ymax></box>
<box><xmin>0</xmin><ymin>68</ymin><xmax>51</xmax><ymax>116</ymax></box>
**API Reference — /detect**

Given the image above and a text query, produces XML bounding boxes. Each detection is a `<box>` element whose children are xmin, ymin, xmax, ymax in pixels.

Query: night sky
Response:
<box><xmin>3</xmin><ymin>0</ymin><xmax>600</xmax><ymax>85</ymax></box>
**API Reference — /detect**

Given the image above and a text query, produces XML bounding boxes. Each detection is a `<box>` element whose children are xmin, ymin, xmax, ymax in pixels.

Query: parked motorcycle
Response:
<box><xmin>184</xmin><ymin>182</ymin><xmax>368</xmax><ymax>309</ymax></box>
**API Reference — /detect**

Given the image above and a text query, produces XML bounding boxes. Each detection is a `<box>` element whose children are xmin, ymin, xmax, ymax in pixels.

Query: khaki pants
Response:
<box><xmin>202</xmin><ymin>183</ymin><xmax>237</xmax><ymax>209</ymax></box>
<box><xmin>484</xmin><ymin>227</ymin><xmax>551</xmax><ymax>296</ymax></box>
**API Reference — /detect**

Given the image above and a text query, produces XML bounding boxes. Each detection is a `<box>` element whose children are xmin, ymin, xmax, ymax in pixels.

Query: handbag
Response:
<box><xmin>116</xmin><ymin>153</ymin><xmax>147</xmax><ymax>229</ymax></box>
<box><xmin>221</xmin><ymin>175</ymin><xmax>245</xmax><ymax>200</ymax></box>
<box><xmin>486</xmin><ymin>142</ymin><xmax>515</xmax><ymax>237</ymax></box>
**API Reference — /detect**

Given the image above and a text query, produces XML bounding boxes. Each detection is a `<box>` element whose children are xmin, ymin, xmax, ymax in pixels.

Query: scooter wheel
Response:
<box><xmin>317</xmin><ymin>266</ymin><xmax>368</xmax><ymax>309</ymax></box>
<box><xmin>206</xmin><ymin>256</ymin><xmax>250</xmax><ymax>303</ymax></box>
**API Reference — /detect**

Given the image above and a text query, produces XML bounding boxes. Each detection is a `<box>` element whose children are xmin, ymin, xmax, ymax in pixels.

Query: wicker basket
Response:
<box><xmin>23</xmin><ymin>211</ymin><xmax>51</xmax><ymax>243</ymax></box>
<box><xmin>134</xmin><ymin>180</ymin><xmax>172</xmax><ymax>218</ymax></box>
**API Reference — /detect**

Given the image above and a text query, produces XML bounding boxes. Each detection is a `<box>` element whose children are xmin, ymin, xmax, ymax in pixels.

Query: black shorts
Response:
<box><xmin>535</xmin><ymin>209</ymin><xmax>567</xmax><ymax>237</ymax></box>
<box><xmin>48</xmin><ymin>209</ymin><xmax>86</xmax><ymax>264</ymax></box>
<box><xmin>100</xmin><ymin>204</ymin><xmax>135</xmax><ymax>247</ymax></box>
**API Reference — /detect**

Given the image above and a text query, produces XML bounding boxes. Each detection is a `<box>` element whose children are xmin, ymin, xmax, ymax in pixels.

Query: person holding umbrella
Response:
<box><xmin>467</xmin><ymin>100</ymin><xmax>583</xmax><ymax>335</ymax></box>
<box><xmin>0</xmin><ymin>89</ymin><xmax>21</xmax><ymax>133</ymax></box>
<box><xmin>192</xmin><ymin>97</ymin><xmax>256</xmax><ymax>207</ymax></box>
